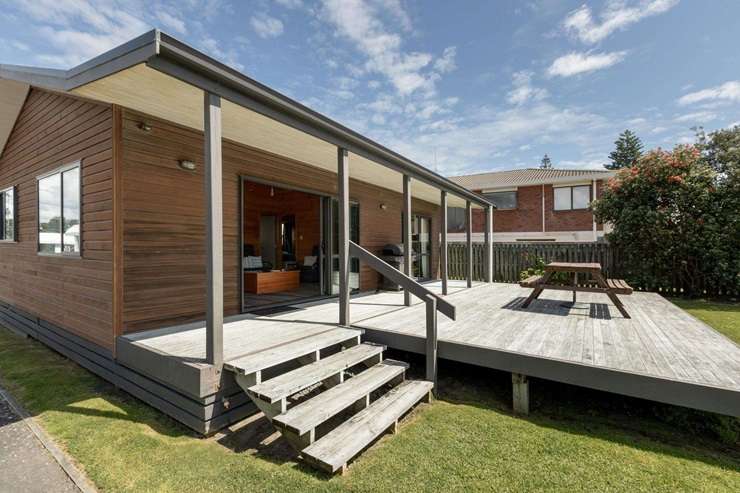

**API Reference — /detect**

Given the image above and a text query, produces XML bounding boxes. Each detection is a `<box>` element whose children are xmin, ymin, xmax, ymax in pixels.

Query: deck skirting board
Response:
<box><xmin>0</xmin><ymin>302</ymin><xmax>256</xmax><ymax>435</ymax></box>
<box><xmin>361</xmin><ymin>327</ymin><xmax>740</xmax><ymax>417</ymax></box>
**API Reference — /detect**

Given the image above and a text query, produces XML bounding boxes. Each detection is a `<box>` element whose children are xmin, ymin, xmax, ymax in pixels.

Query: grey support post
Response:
<box><xmin>440</xmin><ymin>190</ymin><xmax>448</xmax><ymax>295</ymax></box>
<box><xmin>403</xmin><ymin>175</ymin><xmax>412</xmax><ymax>306</ymax></box>
<box><xmin>485</xmin><ymin>204</ymin><xmax>493</xmax><ymax>283</ymax></box>
<box><xmin>338</xmin><ymin>147</ymin><xmax>350</xmax><ymax>326</ymax></box>
<box><xmin>512</xmin><ymin>373</ymin><xmax>529</xmax><ymax>414</ymax></box>
<box><xmin>204</xmin><ymin>91</ymin><xmax>223</xmax><ymax>367</ymax></box>
<box><xmin>466</xmin><ymin>200</ymin><xmax>473</xmax><ymax>288</ymax></box>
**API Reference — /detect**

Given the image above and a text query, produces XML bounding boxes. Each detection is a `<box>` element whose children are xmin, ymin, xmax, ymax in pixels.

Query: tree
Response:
<box><xmin>606</xmin><ymin>129</ymin><xmax>643</xmax><ymax>170</ymax></box>
<box><xmin>592</xmin><ymin>145</ymin><xmax>739</xmax><ymax>296</ymax></box>
<box><xmin>540</xmin><ymin>154</ymin><xmax>552</xmax><ymax>169</ymax></box>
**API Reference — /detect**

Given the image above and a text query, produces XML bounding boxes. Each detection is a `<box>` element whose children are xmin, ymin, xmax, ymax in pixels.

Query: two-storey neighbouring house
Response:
<box><xmin>448</xmin><ymin>168</ymin><xmax>615</xmax><ymax>242</ymax></box>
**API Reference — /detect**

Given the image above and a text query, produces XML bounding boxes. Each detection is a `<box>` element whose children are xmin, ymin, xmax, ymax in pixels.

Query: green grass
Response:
<box><xmin>1</xmin><ymin>326</ymin><xmax>738</xmax><ymax>492</ymax></box>
<box><xmin>668</xmin><ymin>298</ymin><xmax>740</xmax><ymax>344</ymax></box>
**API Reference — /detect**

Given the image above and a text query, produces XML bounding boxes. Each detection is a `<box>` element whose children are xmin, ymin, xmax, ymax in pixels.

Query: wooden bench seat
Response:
<box><xmin>606</xmin><ymin>279</ymin><xmax>633</xmax><ymax>295</ymax></box>
<box><xmin>519</xmin><ymin>275</ymin><xmax>543</xmax><ymax>288</ymax></box>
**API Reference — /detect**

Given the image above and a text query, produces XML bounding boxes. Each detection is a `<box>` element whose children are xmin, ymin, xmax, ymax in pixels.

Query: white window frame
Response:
<box><xmin>553</xmin><ymin>185</ymin><xmax>592</xmax><ymax>211</ymax></box>
<box><xmin>0</xmin><ymin>186</ymin><xmax>16</xmax><ymax>242</ymax></box>
<box><xmin>36</xmin><ymin>161</ymin><xmax>82</xmax><ymax>257</ymax></box>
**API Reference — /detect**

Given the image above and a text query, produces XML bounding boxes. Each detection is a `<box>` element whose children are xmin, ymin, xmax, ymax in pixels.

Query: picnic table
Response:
<box><xmin>520</xmin><ymin>262</ymin><xmax>632</xmax><ymax>318</ymax></box>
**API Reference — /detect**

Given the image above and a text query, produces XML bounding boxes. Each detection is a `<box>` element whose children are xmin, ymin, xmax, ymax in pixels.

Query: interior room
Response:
<box><xmin>241</xmin><ymin>179</ymin><xmax>325</xmax><ymax>310</ymax></box>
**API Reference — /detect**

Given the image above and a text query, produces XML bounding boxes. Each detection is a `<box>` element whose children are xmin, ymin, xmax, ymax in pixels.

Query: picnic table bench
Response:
<box><xmin>520</xmin><ymin>262</ymin><xmax>632</xmax><ymax>318</ymax></box>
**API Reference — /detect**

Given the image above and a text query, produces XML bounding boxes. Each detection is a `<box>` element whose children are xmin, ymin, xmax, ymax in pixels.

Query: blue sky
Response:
<box><xmin>1</xmin><ymin>0</ymin><xmax>739</xmax><ymax>176</ymax></box>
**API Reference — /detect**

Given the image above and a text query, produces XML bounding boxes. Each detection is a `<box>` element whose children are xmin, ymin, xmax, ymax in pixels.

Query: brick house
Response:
<box><xmin>447</xmin><ymin>168</ymin><xmax>615</xmax><ymax>242</ymax></box>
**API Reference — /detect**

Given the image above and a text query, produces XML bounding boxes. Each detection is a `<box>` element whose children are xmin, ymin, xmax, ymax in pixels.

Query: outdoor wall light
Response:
<box><xmin>379</xmin><ymin>203</ymin><xmax>387</xmax><ymax>210</ymax></box>
<box><xmin>178</xmin><ymin>160</ymin><xmax>196</xmax><ymax>171</ymax></box>
<box><xmin>137</xmin><ymin>121</ymin><xmax>152</xmax><ymax>132</ymax></box>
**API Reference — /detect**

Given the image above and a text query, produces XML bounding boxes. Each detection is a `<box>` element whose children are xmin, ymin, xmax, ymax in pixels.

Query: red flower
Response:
<box><xmin>668</xmin><ymin>175</ymin><xmax>683</xmax><ymax>184</ymax></box>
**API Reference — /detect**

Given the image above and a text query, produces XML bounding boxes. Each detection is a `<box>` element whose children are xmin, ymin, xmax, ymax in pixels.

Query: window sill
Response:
<box><xmin>0</xmin><ymin>240</ymin><xmax>18</xmax><ymax>244</ymax></box>
<box><xmin>37</xmin><ymin>252</ymin><xmax>82</xmax><ymax>258</ymax></box>
<box><xmin>553</xmin><ymin>208</ymin><xmax>590</xmax><ymax>212</ymax></box>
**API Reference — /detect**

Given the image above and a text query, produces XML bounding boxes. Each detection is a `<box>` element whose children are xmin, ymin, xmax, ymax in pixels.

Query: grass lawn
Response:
<box><xmin>669</xmin><ymin>298</ymin><xmax>740</xmax><ymax>344</ymax></box>
<box><xmin>1</xmin><ymin>318</ymin><xmax>739</xmax><ymax>492</ymax></box>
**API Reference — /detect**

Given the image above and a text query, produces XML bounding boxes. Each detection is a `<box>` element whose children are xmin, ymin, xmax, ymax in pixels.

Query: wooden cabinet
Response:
<box><xmin>244</xmin><ymin>270</ymin><xmax>300</xmax><ymax>294</ymax></box>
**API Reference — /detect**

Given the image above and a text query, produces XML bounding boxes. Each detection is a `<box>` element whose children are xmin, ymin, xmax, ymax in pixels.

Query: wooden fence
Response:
<box><xmin>447</xmin><ymin>242</ymin><xmax>622</xmax><ymax>284</ymax></box>
<box><xmin>446</xmin><ymin>242</ymin><xmax>737</xmax><ymax>297</ymax></box>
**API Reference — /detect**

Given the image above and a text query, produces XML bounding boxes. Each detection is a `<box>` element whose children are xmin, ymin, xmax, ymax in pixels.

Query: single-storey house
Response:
<box><xmin>0</xmin><ymin>30</ymin><xmax>494</xmax><ymax>473</ymax></box>
<box><xmin>448</xmin><ymin>168</ymin><xmax>615</xmax><ymax>242</ymax></box>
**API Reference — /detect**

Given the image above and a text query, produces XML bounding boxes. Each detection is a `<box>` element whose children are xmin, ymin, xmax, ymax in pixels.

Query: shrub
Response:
<box><xmin>592</xmin><ymin>145</ymin><xmax>739</xmax><ymax>296</ymax></box>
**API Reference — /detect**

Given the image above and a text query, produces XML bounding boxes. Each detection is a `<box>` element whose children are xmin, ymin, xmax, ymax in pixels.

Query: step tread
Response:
<box><xmin>249</xmin><ymin>343</ymin><xmax>386</xmax><ymax>403</ymax></box>
<box><xmin>224</xmin><ymin>326</ymin><xmax>362</xmax><ymax>375</ymax></box>
<box><xmin>273</xmin><ymin>360</ymin><xmax>408</xmax><ymax>435</ymax></box>
<box><xmin>302</xmin><ymin>379</ymin><xmax>433</xmax><ymax>473</ymax></box>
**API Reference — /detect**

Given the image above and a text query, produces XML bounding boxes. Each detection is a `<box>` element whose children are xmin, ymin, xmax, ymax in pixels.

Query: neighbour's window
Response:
<box><xmin>483</xmin><ymin>191</ymin><xmax>516</xmax><ymax>210</ymax></box>
<box><xmin>38</xmin><ymin>163</ymin><xmax>81</xmax><ymax>255</ymax></box>
<box><xmin>447</xmin><ymin>207</ymin><xmax>466</xmax><ymax>232</ymax></box>
<box><xmin>553</xmin><ymin>185</ymin><xmax>591</xmax><ymax>211</ymax></box>
<box><xmin>0</xmin><ymin>186</ymin><xmax>16</xmax><ymax>241</ymax></box>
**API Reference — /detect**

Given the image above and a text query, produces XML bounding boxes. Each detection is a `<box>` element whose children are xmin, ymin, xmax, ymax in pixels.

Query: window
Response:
<box><xmin>0</xmin><ymin>186</ymin><xmax>15</xmax><ymax>241</ymax></box>
<box><xmin>483</xmin><ymin>190</ymin><xmax>517</xmax><ymax>210</ymax></box>
<box><xmin>38</xmin><ymin>163</ymin><xmax>80</xmax><ymax>254</ymax></box>
<box><xmin>446</xmin><ymin>207</ymin><xmax>466</xmax><ymax>233</ymax></box>
<box><xmin>553</xmin><ymin>185</ymin><xmax>591</xmax><ymax>211</ymax></box>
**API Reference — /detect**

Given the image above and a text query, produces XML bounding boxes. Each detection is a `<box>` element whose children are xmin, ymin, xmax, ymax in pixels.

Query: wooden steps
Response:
<box><xmin>273</xmin><ymin>359</ymin><xmax>408</xmax><ymax>436</ymax></box>
<box><xmin>224</xmin><ymin>326</ymin><xmax>362</xmax><ymax>376</ymax></box>
<box><xmin>302</xmin><ymin>380</ymin><xmax>433</xmax><ymax>474</ymax></box>
<box><xmin>224</xmin><ymin>327</ymin><xmax>432</xmax><ymax>474</ymax></box>
<box><xmin>247</xmin><ymin>342</ymin><xmax>385</xmax><ymax>403</ymax></box>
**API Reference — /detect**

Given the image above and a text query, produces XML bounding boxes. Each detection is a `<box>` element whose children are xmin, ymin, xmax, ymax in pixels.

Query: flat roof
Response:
<box><xmin>450</xmin><ymin>168</ymin><xmax>615</xmax><ymax>190</ymax></box>
<box><xmin>0</xmin><ymin>30</ymin><xmax>489</xmax><ymax>209</ymax></box>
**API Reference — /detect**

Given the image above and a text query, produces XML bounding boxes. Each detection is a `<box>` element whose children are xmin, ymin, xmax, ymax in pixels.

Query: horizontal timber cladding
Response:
<box><xmin>121</xmin><ymin>108</ymin><xmax>440</xmax><ymax>333</ymax></box>
<box><xmin>0</xmin><ymin>88</ymin><xmax>115</xmax><ymax>350</ymax></box>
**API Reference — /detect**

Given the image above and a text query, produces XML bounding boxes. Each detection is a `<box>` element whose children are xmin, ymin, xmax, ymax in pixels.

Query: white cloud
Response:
<box><xmin>651</xmin><ymin>126</ymin><xmax>668</xmax><ymax>133</ymax></box>
<box><xmin>433</xmin><ymin>46</ymin><xmax>457</xmax><ymax>74</ymax></box>
<box><xmin>673</xmin><ymin>111</ymin><xmax>717</xmax><ymax>123</ymax></box>
<box><xmin>275</xmin><ymin>0</ymin><xmax>303</xmax><ymax>8</ymax></box>
<box><xmin>563</xmin><ymin>0</ymin><xmax>679</xmax><ymax>44</ymax></box>
<box><xmin>677</xmin><ymin>81</ymin><xmax>740</xmax><ymax>105</ymax></box>
<box><xmin>250</xmin><ymin>13</ymin><xmax>284</xmax><ymax>38</ymax></box>
<box><xmin>507</xmin><ymin>70</ymin><xmax>548</xmax><ymax>105</ymax></box>
<box><xmin>730</xmin><ymin>121</ymin><xmax>740</xmax><ymax>128</ymax></box>
<box><xmin>11</xmin><ymin>40</ymin><xmax>30</xmax><ymax>51</ymax></box>
<box><xmin>156</xmin><ymin>10</ymin><xmax>187</xmax><ymax>35</ymax></box>
<box><xmin>547</xmin><ymin>51</ymin><xmax>626</xmax><ymax>77</ymax></box>
<box><xmin>319</xmin><ymin>0</ymin><xmax>451</xmax><ymax>96</ymax></box>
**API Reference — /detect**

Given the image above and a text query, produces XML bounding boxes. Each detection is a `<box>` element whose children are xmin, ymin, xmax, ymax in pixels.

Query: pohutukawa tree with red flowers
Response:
<box><xmin>591</xmin><ymin>143</ymin><xmax>739</xmax><ymax>297</ymax></box>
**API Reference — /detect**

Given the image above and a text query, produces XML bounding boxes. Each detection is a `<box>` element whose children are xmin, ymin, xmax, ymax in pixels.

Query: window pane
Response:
<box><xmin>39</xmin><ymin>174</ymin><xmax>62</xmax><ymax>253</ymax></box>
<box><xmin>62</xmin><ymin>167</ymin><xmax>81</xmax><ymax>253</ymax></box>
<box><xmin>553</xmin><ymin>187</ymin><xmax>571</xmax><ymax>210</ymax></box>
<box><xmin>572</xmin><ymin>185</ymin><xmax>591</xmax><ymax>209</ymax></box>
<box><xmin>4</xmin><ymin>188</ymin><xmax>13</xmax><ymax>241</ymax></box>
<box><xmin>484</xmin><ymin>191</ymin><xmax>516</xmax><ymax>209</ymax></box>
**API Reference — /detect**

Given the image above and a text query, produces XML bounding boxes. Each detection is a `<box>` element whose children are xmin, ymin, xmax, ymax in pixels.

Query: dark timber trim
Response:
<box><xmin>359</xmin><ymin>327</ymin><xmax>740</xmax><ymax>418</ymax></box>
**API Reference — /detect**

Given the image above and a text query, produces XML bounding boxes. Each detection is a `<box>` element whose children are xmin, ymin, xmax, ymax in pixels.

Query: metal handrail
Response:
<box><xmin>349</xmin><ymin>241</ymin><xmax>456</xmax><ymax>387</ymax></box>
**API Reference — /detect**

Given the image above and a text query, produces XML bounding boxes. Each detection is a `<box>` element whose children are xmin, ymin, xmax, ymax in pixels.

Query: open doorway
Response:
<box><xmin>240</xmin><ymin>179</ymin><xmax>360</xmax><ymax>312</ymax></box>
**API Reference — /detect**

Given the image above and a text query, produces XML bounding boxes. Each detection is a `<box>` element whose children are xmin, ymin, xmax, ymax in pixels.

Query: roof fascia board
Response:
<box><xmin>0</xmin><ymin>29</ymin><xmax>159</xmax><ymax>92</ymax></box>
<box><xmin>154</xmin><ymin>33</ymin><xmax>490</xmax><ymax>207</ymax></box>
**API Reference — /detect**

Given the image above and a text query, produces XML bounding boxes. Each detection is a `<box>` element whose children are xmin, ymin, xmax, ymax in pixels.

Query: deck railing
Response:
<box><xmin>348</xmin><ymin>241</ymin><xmax>456</xmax><ymax>387</ymax></box>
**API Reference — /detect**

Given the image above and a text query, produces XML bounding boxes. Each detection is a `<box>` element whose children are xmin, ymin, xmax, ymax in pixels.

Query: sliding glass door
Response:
<box><xmin>412</xmin><ymin>215</ymin><xmax>431</xmax><ymax>280</ymax></box>
<box><xmin>322</xmin><ymin>198</ymin><xmax>360</xmax><ymax>295</ymax></box>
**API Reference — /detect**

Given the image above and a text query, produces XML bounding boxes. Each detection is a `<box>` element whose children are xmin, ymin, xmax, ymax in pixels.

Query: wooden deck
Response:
<box><xmin>118</xmin><ymin>280</ymin><xmax>740</xmax><ymax>417</ymax></box>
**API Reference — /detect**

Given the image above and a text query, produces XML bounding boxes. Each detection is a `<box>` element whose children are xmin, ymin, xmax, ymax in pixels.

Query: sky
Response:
<box><xmin>1</xmin><ymin>0</ymin><xmax>739</xmax><ymax>176</ymax></box>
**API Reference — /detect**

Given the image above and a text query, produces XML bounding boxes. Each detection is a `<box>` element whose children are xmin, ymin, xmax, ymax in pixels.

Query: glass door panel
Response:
<box><xmin>324</xmin><ymin>198</ymin><xmax>360</xmax><ymax>295</ymax></box>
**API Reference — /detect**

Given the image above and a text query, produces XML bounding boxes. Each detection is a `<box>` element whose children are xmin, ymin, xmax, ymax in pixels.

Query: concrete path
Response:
<box><xmin>0</xmin><ymin>388</ymin><xmax>80</xmax><ymax>493</ymax></box>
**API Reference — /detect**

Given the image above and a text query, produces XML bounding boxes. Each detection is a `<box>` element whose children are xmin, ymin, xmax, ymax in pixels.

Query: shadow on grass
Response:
<box><xmin>392</xmin><ymin>348</ymin><xmax>740</xmax><ymax>470</ymax></box>
<box><xmin>1</xmin><ymin>325</ymin><xmax>738</xmax><ymax>480</ymax></box>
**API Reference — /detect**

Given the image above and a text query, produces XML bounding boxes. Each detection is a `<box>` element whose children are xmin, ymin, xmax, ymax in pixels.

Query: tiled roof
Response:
<box><xmin>448</xmin><ymin>168</ymin><xmax>614</xmax><ymax>190</ymax></box>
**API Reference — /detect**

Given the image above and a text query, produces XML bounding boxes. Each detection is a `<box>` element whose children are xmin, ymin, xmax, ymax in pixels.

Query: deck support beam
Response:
<box><xmin>425</xmin><ymin>295</ymin><xmax>438</xmax><ymax>388</ymax></box>
<box><xmin>338</xmin><ymin>147</ymin><xmax>350</xmax><ymax>326</ymax></box>
<box><xmin>465</xmin><ymin>200</ymin><xmax>473</xmax><ymax>288</ymax></box>
<box><xmin>512</xmin><ymin>373</ymin><xmax>529</xmax><ymax>415</ymax></box>
<box><xmin>204</xmin><ymin>91</ymin><xmax>223</xmax><ymax>367</ymax></box>
<box><xmin>403</xmin><ymin>175</ymin><xmax>412</xmax><ymax>306</ymax></box>
<box><xmin>485</xmin><ymin>205</ymin><xmax>493</xmax><ymax>283</ymax></box>
<box><xmin>440</xmin><ymin>190</ymin><xmax>448</xmax><ymax>295</ymax></box>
